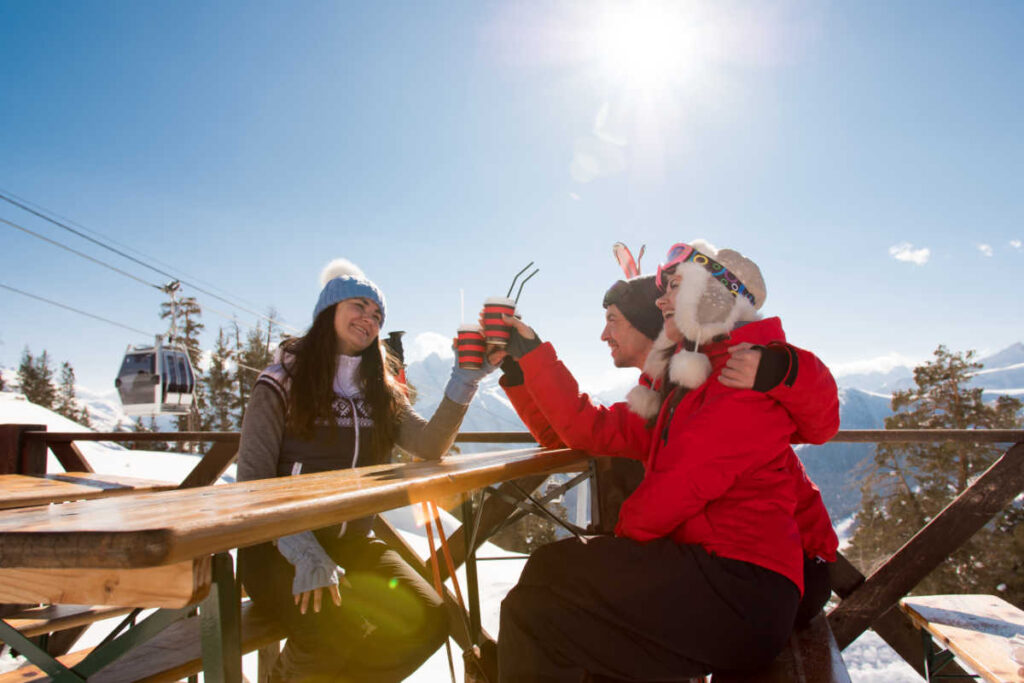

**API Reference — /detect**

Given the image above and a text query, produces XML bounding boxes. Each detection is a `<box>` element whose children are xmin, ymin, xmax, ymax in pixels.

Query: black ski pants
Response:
<box><xmin>498</xmin><ymin>536</ymin><xmax>799</xmax><ymax>683</ymax></box>
<box><xmin>240</xmin><ymin>532</ymin><xmax>448</xmax><ymax>683</ymax></box>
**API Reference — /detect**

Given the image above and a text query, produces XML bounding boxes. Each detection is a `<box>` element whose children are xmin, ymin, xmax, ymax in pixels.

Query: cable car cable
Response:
<box><xmin>2</xmin><ymin>216</ymin><xmax>164</xmax><ymax>291</ymax></box>
<box><xmin>0</xmin><ymin>282</ymin><xmax>153</xmax><ymax>336</ymax></box>
<box><xmin>1</xmin><ymin>282</ymin><xmax>268</xmax><ymax>380</ymax></box>
<box><xmin>0</xmin><ymin>185</ymin><xmax>280</xmax><ymax>318</ymax></box>
<box><xmin>0</xmin><ymin>190</ymin><xmax>299</xmax><ymax>333</ymax></box>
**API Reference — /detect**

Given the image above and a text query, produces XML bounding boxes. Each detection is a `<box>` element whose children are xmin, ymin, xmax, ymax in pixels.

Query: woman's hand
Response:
<box><xmin>719</xmin><ymin>342</ymin><xmax>761</xmax><ymax>389</ymax></box>
<box><xmin>295</xmin><ymin>582</ymin><xmax>343</xmax><ymax>614</ymax></box>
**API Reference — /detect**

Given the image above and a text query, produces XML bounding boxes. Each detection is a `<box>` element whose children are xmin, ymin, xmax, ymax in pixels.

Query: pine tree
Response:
<box><xmin>234</xmin><ymin>320</ymin><xmax>275</xmax><ymax>423</ymax></box>
<box><xmin>0</xmin><ymin>369</ymin><xmax>6</xmax><ymax>391</ymax></box>
<box><xmin>54</xmin><ymin>361</ymin><xmax>91</xmax><ymax>427</ymax></box>
<box><xmin>129</xmin><ymin>417</ymin><xmax>171</xmax><ymax>451</ymax></box>
<box><xmin>160</xmin><ymin>290</ymin><xmax>206</xmax><ymax>442</ymax></box>
<box><xmin>848</xmin><ymin>345</ymin><xmax>1023</xmax><ymax>603</ymax></box>
<box><xmin>204</xmin><ymin>327</ymin><xmax>237</xmax><ymax>431</ymax></box>
<box><xmin>18</xmin><ymin>348</ymin><xmax>57</xmax><ymax>408</ymax></box>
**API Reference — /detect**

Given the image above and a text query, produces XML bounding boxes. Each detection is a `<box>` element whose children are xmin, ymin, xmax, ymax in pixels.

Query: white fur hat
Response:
<box><xmin>659</xmin><ymin>240</ymin><xmax>766</xmax><ymax>389</ymax></box>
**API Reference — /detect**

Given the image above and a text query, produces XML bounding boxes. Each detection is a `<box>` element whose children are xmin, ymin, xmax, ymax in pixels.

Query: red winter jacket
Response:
<box><xmin>517</xmin><ymin>317</ymin><xmax>839</xmax><ymax>593</ymax></box>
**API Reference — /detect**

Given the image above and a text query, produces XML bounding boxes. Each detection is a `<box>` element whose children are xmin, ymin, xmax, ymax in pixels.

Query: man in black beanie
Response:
<box><xmin>600</xmin><ymin>275</ymin><xmax>663</xmax><ymax>369</ymax></box>
<box><xmin>591</xmin><ymin>275</ymin><xmax>664</xmax><ymax>529</ymax></box>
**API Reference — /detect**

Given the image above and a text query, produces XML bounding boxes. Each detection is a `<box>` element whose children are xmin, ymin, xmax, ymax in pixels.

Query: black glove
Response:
<box><xmin>500</xmin><ymin>356</ymin><xmax>525</xmax><ymax>386</ymax></box>
<box><xmin>506</xmin><ymin>326</ymin><xmax>541</xmax><ymax>360</ymax></box>
<box><xmin>752</xmin><ymin>343</ymin><xmax>798</xmax><ymax>392</ymax></box>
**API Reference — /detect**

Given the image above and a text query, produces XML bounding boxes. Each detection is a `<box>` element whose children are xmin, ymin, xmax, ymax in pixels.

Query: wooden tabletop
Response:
<box><xmin>0</xmin><ymin>447</ymin><xmax>588</xmax><ymax>570</ymax></box>
<box><xmin>900</xmin><ymin>594</ymin><xmax>1024</xmax><ymax>683</ymax></box>
<box><xmin>0</xmin><ymin>473</ymin><xmax>176</xmax><ymax>510</ymax></box>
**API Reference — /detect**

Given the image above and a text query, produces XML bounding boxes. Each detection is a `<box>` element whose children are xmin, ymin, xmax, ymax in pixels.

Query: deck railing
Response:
<box><xmin>1</xmin><ymin>424</ymin><xmax>1022</xmax><ymax>679</ymax></box>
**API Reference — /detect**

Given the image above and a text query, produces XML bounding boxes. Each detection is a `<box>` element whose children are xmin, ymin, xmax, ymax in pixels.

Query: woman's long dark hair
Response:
<box><xmin>281</xmin><ymin>304</ymin><xmax>406</xmax><ymax>460</ymax></box>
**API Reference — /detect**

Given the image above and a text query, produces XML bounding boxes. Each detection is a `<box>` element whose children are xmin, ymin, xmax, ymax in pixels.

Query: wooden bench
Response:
<box><xmin>0</xmin><ymin>554</ymin><xmax>247</xmax><ymax>682</ymax></box>
<box><xmin>0</xmin><ymin>600</ymin><xmax>285</xmax><ymax>682</ymax></box>
<box><xmin>712</xmin><ymin>614</ymin><xmax>851</xmax><ymax>683</ymax></box>
<box><xmin>900</xmin><ymin>594</ymin><xmax>1024</xmax><ymax>683</ymax></box>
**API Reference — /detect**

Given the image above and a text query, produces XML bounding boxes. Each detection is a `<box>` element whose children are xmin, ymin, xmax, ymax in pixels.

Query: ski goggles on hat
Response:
<box><xmin>656</xmin><ymin>242</ymin><xmax>758</xmax><ymax>306</ymax></box>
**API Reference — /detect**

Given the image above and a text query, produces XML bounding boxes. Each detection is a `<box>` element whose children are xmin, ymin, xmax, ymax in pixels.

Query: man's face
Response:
<box><xmin>600</xmin><ymin>304</ymin><xmax>653</xmax><ymax>370</ymax></box>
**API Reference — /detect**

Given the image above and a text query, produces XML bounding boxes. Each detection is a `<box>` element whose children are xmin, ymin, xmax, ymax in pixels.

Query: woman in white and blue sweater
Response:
<box><xmin>238</xmin><ymin>259</ymin><xmax>492</xmax><ymax>682</ymax></box>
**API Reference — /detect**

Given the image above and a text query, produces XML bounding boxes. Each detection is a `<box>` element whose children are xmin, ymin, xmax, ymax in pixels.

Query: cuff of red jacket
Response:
<box><xmin>518</xmin><ymin>341</ymin><xmax>558</xmax><ymax>377</ymax></box>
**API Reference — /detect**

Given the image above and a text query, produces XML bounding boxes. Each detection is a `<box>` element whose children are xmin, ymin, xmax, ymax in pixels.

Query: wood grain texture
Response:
<box><xmin>0</xmin><ymin>557</ymin><xmax>211</xmax><ymax>608</ymax></box>
<box><xmin>712</xmin><ymin>614</ymin><xmax>851</xmax><ymax>682</ymax></box>
<box><xmin>0</xmin><ymin>447</ymin><xmax>588</xmax><ymax>569</ymax></box>
<box><xmin>0</xmin><ymin>473</ymin><xmax>175</xmax><ymax>509</ymax></box>
<box><xmin>900</xmin><ymin>594</ymin><xmax>1024</xmax><ymax>683</ymax></box>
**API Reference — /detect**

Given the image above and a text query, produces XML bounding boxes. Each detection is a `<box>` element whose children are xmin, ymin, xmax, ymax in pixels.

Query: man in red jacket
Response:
<box><xmin>496</xmin><ymin>240</ymin><xmax>840</xmax><ymax>682</ymax></box>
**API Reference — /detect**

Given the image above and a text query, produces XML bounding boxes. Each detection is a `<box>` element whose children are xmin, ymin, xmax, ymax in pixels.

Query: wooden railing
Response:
<box><xmin>1</xmin><ymin>424</ymin><xmax>1022</xmax><ymax>680</ymax></box>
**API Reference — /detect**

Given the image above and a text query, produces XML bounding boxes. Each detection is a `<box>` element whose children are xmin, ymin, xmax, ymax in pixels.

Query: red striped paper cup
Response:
<box><xmin>482</xmin><ymin>297</ymin><xmax>516</xmax><ymax>346</ymax></box>
<box><xmin>457</xmin><ymin>325</ymin><xmax>486</xmax><ymax>370</ymax></box>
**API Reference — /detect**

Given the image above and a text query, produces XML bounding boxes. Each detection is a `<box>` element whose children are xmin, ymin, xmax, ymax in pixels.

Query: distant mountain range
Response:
<box><xmin>3</xmin><ymin>342</ymin><xmax>1020</xmax><ymax>524</ymax></box>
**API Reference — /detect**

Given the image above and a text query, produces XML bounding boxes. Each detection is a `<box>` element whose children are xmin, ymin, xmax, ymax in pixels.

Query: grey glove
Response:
<box><xmin>444</xmin><ymin>357</ymin><xmax>499</xmax><ymax>404</ymax></box>
<box><xmin>275</xmin><ymin>531</ymin><xmax>342</xmax><ymax>596</ymax></box>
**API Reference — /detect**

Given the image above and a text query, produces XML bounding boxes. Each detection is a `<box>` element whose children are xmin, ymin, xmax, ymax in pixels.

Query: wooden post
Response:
<box><xmin>829</xmin><ymin>553</ymin><xmax>969</xmax><ymax>679</ymax></box>
<box><xmin>178</xmin><ymin>441</ymin><xmax>240</xmax><ymax>489</ymax></box>
<box><xmin>0</xmin><ymin>424</ymin><xmax>47</xmax><ymax>475</ymax></box>
<box><xmin>49</xmin><ymin>442</ymin><xmax>93</xmax><ymax>473</ymax></box>
<box><xmin>829</xmin><ymin>442</ymin><xmax>1024</xmax><ymax>649</ymax></box>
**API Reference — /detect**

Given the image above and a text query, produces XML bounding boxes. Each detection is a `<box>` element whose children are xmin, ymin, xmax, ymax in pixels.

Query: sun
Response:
<box><xmin>590</xmin><ymin>1</ymin><xmax>705</xmax><ymax>92</ymax></box>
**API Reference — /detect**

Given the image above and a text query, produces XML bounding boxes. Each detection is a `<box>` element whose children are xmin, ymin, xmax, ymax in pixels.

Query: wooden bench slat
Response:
<box><xmin>712</xmin><ymin>614</ymin><xmax>851</xmax><ymax>683</ymax></box>
<box><xmin>900</xmin><ymin>594</ymin><xmax>1024</xmax><ymax>683</ymax></box>
<box><xmin>0</xmin><ymin>604</ymin><xmax>133</xmax><ymax>639</ymax></box>
<box><xmin>0</xmin><ymin>448</ymin><xmax>588</xmax><ymax>569</ymax></box>
<box><xmin>0</xmin><ymin>473</ymin><xmax>175</xmax><ymax>510</ymax></box>
<box><xmin>0</xmin><ymin>601</ymin><xmax>285</xmax><ymax>683</ymax></box>
<box><xmin>0</xmin><ymin>557</ymin><xmax>211</xmax><ymax>608</ymax></box>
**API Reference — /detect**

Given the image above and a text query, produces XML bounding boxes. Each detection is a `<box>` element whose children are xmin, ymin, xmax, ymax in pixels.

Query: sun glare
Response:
<box><xmin>592</xmin><ymin>2</ymin><xmax>703</xmax><ymax>91</ymax></box>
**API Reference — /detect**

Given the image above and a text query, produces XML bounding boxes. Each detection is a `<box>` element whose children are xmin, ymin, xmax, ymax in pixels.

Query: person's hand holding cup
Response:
<box><xmin>456</xmin><ymin>324</ymin><xmax>486</xmax><ymax>370</ymax></box>
<box><xmin>482</xmin><ymin>296</ymin><xmax>517</xmax><ymax>346</ymax></box>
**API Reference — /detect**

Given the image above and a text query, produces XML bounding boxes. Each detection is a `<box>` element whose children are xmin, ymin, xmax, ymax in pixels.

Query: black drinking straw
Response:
<box><xmin>514</xmin><ymin>268</ymin><xmax>539</xmax><ymax>304</ymax></box>
<box><xmin>505</xmin><ymin>262</ymin><xmax>536</xmax><ymax>298</ymax></box>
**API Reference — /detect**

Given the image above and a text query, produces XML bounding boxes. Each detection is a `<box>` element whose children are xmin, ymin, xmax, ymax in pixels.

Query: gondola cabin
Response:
<box><xmin>115</xmin><ymin>337</ymin><xmax>196</xmax><ymax>416</ymax></box>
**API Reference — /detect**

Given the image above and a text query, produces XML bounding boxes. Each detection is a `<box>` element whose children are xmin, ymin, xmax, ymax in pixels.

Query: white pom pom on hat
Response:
<box><xmin>319</xmin><ymin>258</ymin><xmax>367</xmax><ymax>287</ymax></box>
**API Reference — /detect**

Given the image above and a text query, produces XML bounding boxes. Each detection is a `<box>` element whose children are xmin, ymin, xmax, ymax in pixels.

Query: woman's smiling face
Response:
<box><xmin>333</xmin><ymin>297</ymin><xmax>382</xmax><ymax>355</ymax></box>
<box><xmin>656</xmin><ymin>269</ymin><xmax>684</xmax><ymax>343</ymax></box>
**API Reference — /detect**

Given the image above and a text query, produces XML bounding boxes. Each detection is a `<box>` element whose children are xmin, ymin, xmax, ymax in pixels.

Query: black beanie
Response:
<box><xmin>602</xmin><ymin>275</ymin><xmax>663</xmax><ymax>341</ymax></box>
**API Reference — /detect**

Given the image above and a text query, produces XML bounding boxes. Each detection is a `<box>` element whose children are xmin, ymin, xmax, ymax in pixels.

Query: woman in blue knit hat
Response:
<box><xmin>237</xmin><ymin>258</ymin><xmax>494</xmax><ymax>682</ymax></box>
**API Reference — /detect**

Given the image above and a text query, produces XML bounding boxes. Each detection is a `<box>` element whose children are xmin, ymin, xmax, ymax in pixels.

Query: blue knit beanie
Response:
<box><xmin>313</xmin><ymin>259</ymin><xmax>387</xmax><ymax>324</ymax></box>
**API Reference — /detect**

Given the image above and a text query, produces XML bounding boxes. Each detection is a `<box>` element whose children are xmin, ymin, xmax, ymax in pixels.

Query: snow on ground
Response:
<box><xmin>1</xmin><ymin>393</ymin><xmax>923</xmax><ymax>681</ymax></box>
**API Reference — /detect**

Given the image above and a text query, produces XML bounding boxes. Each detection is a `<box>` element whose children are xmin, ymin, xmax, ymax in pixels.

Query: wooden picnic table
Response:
<box><xmin>0</xmin><ymin>472</ymin><xmax>175</xmax><ymax>510</ymax></box>
<box><xmin>0</xmin><ymin>447</ymin><xmax>587</xmax><ymax>570</ymax></box>
<box><xmin>0</xmin><ymin>446</ymin><xmax>586</xmax><ymax>682</ymax></box>
<box><xmin>900</xmin><ymin>594</ymin><xmax>1024</xmax><ymax>683</ymax></box>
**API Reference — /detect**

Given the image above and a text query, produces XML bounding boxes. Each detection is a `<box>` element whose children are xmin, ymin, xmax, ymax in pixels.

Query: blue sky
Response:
<box><xmin>1</xmin><ymin>0</ymin><xmax>1022</xmax><ymax>395</ymax></box>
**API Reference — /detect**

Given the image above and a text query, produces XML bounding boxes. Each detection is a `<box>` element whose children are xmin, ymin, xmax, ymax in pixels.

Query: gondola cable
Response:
<box><xmin>0</xmin><ymin>282</ymin><xmax>266</xmax><ymax>376</ymax></box>
<box><xmin>0</xmin><ymin>190</ymin><xmax>300</xmax><ymax>334</ymax></box>
<box><xmin>2</xmin><ymin>216</ymin><xmax>164</xmax><ymax>291</ymax></box>
<box><xmin>0</xmin><ymin>185</ymin><xmax>276</xmax><ymax>316</ymax></box>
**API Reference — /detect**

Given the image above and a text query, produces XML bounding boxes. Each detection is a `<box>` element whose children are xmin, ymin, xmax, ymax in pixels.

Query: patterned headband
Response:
<box><xmin>656</xmin><ymin>243</ymin><xmax>757</xmax><ymax>306</ymax></box>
